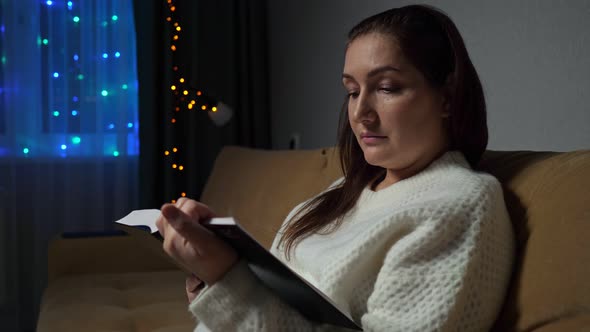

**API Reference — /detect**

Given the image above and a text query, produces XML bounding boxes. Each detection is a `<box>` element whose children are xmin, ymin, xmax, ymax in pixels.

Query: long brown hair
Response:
<box><xmin>277</xmin><ymin>4</ymin><xmax>488</xmax><ymax>258</ymax></box>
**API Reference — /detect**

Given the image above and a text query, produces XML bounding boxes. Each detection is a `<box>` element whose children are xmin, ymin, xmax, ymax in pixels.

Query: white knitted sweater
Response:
<box><xmin>189</xmin><ymin>151</ymin><xmax>515</xmax><ymax>331</ymax></box>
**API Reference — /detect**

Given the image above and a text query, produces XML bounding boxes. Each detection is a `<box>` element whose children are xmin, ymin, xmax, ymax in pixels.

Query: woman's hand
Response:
<box><xmin>155</xmin><ymin>198</ymin><xmax>238</xmax><ymax>286</ymax></box>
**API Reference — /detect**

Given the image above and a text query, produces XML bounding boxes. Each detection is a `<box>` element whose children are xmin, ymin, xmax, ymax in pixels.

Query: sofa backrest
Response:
<box><xmin>200</xmin><ymin>146</ymin><xmax>342</xmax><ymax>248</ymax></box>
<box><xmin>479</xmin><ymin>150</ymin><xmax>590</xmax><ymax>332</ymax></box>
<box><xmin>201</xmin><ymin>146</ymin><xmax>590</xmax><ymax>331</ymax></box>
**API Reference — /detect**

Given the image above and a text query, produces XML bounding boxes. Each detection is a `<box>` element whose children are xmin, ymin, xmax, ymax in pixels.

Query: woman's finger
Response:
<box><xmin>186</xmin><ymin>274</ymin><xmax>203</xmax><ymax>292</ymax></box>
<box><xmin>161</xmin><ymin>204</ymin><xmax>216</xmax><ymax>252</ymax></box>
<box><xmin>186</xmin><ymin>274</ymin><xmax>204</xmax><ymax>303</ymax></box>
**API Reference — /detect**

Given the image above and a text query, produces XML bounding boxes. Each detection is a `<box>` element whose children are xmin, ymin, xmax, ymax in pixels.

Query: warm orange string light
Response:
<box><xmin>165</xmin><ymin>0</ymin><xmax>225</xmax><ymax>200</ymax></box>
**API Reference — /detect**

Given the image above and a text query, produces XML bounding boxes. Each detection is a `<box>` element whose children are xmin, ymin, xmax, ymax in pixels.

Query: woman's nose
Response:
<box><xmin>351</xmin><ymin>93</ymin><xmax>376</xmax><ymax>124</ymax></box>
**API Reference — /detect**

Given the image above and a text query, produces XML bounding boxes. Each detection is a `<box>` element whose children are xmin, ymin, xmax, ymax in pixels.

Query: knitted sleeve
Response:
<box><xmin>360</xmin><ymin>179</ymin><xmax>514</xmax><ymax>331</ymax></box>
<box><xmin>188</xmin><ymin>200</ymin><xmax>328</xmax><ymax>331</ymax></box>
<box><xmin>189</xmin><ymin>259</ymin><xmax>326</xmax><ymax>331</ymax></box>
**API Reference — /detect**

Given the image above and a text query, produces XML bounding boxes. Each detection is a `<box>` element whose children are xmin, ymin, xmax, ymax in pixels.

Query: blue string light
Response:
<box><xmin>25</xmin><ymin>0</ymin><xmax>139</xmax><ymax>157</ymax></box>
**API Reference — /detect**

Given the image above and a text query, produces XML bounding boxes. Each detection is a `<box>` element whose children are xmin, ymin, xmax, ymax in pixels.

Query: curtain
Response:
<box><xmin>0</xmin><ymin>1</ymin><xmax>139</xmax><ymax>330</ymax></box>
<box><xmin>135</xmin><ymin>0</ymin><xmax>271</xmax><ymax>208</ymax></box>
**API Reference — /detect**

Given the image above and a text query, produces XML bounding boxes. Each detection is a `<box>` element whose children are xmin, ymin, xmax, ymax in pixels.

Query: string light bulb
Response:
<box><xmin>163</xmin><ymin>0</ymin><xmax>234</xmax><ymax>201</ymax></box>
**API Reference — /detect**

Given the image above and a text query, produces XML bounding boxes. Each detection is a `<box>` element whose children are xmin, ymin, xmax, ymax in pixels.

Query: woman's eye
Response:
<box><xmin>347</xmin><ymin>91</ymin><xmax>359</xmax><ymax>98</ymax></box>
<box><xmin>379</xmin><ymin>86</ymin><xmax>401</xmax><ymax>94</ymax></box>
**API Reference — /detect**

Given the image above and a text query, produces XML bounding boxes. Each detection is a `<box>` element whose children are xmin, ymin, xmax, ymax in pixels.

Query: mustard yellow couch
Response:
<box><xmin>37</xmin><ymin>146</ymin><xmax>590</xmax><ymax>331</ymax></box>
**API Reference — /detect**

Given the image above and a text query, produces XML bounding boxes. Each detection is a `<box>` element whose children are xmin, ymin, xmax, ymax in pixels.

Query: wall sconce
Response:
<box><xmin>208</xmin><ymin>101</ymin><xmax>233</xmax><ymax>127</ymax></box>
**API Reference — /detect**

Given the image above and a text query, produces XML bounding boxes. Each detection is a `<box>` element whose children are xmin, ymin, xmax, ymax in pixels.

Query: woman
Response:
<box><xmin>156</xmin><ymin>4</ymin><xmax>514</xmax><ymax>331</ymax></box>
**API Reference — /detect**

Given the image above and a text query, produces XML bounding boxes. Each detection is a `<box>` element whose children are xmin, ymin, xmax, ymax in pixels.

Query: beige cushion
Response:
<box><xmin>200</xmin><ymin>146</ymin><xmax>342</xmax><ymax>248</ymax></box>
<box><xmin>480</xmin><ymin>150</ymin><xmax>590</xmax><ymax>332</ymax></box>
<box><xmin>37</xmin><ymin>270</ymin><xmax>194</xmax><ymax>332</ymax></box>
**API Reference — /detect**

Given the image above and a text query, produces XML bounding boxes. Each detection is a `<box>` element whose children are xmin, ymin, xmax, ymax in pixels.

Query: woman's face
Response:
<box><xmin>343</xmin><ymin>32</ymin><xmax>450</xmax><ymax>181</ymax></box>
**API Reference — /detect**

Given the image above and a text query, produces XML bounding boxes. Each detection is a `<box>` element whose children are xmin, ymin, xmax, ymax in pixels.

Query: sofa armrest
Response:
<box><xmin>48</xmin><ymin>231</ymin><xmax>178</xmax><ymax>283</ymax></box>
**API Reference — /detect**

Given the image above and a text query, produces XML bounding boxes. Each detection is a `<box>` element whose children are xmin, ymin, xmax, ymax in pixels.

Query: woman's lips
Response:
<box><xmin>360</xmin><ymin>135</ymin><xmax>387</xmax><ymax>144</ymax></box>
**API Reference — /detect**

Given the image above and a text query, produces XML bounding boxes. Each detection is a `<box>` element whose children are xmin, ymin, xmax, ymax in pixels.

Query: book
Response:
<box><xmin>115</xmin><ymin>209</ymin><xmax>363</xmax><ymax>331</ymax></box>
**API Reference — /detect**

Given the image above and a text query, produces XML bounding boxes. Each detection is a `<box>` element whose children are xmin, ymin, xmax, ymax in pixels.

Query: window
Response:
<box><xmin>0</xmin><ymin>0</ymin><xmax>138</xmax><ymax>157</ymax></box>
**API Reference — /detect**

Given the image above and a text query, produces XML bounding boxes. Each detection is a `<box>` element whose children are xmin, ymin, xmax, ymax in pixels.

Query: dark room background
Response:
<box><xmin>0</xmin><ymin>0</ymin><xmax>270</xmax><ymax>330</ymax></box>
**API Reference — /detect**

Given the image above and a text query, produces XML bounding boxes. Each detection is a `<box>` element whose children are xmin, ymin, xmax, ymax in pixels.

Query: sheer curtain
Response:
<box><xmin>0</xmin><ymin>1</ymin><xmax>139</xmax><ymax>330</ymax></box>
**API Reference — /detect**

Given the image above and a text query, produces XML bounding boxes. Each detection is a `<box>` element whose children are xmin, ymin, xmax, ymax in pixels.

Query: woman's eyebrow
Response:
<box><xmin>342</xmin><ymin>65</ymin><xmax>402</xmax><ymax>81</ymax></box>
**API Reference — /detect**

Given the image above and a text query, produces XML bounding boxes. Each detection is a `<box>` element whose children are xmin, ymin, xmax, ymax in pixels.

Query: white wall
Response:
<box><xmin>268</xmin><ymin>0</ymin><xmax>590</xmax><ymax>151</ymax></box>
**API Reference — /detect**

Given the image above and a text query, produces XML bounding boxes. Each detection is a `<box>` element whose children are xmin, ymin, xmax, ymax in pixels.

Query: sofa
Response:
<box><xmin>37</xmin><ymin>146</ymin><xmax>590</xmax><ymax>331</ymax></box>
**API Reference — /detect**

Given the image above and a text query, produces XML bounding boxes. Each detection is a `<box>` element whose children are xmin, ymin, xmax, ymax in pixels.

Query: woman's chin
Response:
<box><xmin>362</xmin><ymin>151</ymin><xmax>390</xmax><ymax>168</ymax></box>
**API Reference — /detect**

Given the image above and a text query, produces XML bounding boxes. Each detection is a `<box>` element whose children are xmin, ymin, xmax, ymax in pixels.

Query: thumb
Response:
<box><xmin>161</xmin><ymin>204</ymin><xmax>213</xmax><ymax>243</ymax></box>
